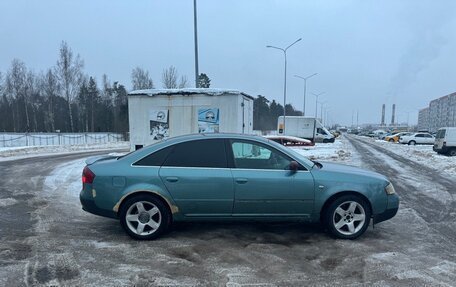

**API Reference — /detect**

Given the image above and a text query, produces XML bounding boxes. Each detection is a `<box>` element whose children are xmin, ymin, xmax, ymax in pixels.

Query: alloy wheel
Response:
<box><xmin>125</xmin><ymin>201</ymin><xmax>162</xmax><ymax>236</ymax></box>
<box><xmin>332</xmin><ymin>201</ymin><xmax>366</xmax><ymax>236</ymax></box>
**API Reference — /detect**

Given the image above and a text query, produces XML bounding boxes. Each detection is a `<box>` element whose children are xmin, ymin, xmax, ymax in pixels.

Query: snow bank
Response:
<box><xmin>0</xmin><ymin>142</ymin><xmax>129</xmax><ymax>162</ymax></box>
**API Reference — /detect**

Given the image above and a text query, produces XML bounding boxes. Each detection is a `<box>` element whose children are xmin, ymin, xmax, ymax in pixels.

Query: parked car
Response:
<box><xmin>264</xmin><ymin>135</ymin><xmax>314</xmax><ymax>147</ymax></box>
<box><xmin>433</xmin><ymin>127</ymin><xmax>456</xmax><ymax>156</ymax></box>
<box><xmin>399</xmin><ymin>132</ymin><xmax>435</xmax><ymax>145</ymax></box>
<box><xmin>378</xmin><ymin>132</ymin><xmax>391</xmax><ymax>140</ymax></box>
<box><xmin>385</xmin><ymin>132</ymin><xmax>412</xmax><ymax>143</ymax></box>
<box><xmin>80</xmin><ymin>133</ymin><xmax>399</xmax><ymax>240</ymax></box>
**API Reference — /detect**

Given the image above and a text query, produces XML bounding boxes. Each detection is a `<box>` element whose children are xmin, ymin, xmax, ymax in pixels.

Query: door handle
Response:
<box><xmin>165</xmin><ymin>177</ymin><xmax>179</xmax><ymax>183</ymax></box>
<box><xmin>235</xmin><ymin>178</ymin><xmax>248</xmax><ymax>184</ymax></box>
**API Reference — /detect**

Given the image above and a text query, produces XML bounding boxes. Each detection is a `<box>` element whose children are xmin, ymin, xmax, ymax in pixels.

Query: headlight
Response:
<box><xmin>385</xmin><ymin>182</ymin><xmax>395</xmax><ymax>195</ymax></box>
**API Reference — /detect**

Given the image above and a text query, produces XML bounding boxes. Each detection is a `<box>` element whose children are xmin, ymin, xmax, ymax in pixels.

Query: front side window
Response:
<box><xmin>231</xmin><ymin>141</ymin><xmax>292</xmax><ymax>170</ymax></box>
<box><xmin>162</xmin><ymin>139</ymin><xmax>227</xmax><ymax>168</ymax></box>
<box><xmin>436</xmin><ymin>129</ymin><xmax>446</xmax><ymax>139</ymax></box>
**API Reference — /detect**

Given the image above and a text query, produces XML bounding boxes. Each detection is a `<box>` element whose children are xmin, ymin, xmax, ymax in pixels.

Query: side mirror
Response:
<box><xmin>289</xmin><ymin>161</ymin><xmax>300</xmax><ymax>172</ymax></box>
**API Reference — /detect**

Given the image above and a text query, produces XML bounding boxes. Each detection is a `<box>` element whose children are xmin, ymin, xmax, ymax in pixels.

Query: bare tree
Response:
<box><xmin>162</xmin><ymin>66</ymin><xmax>178</xmax><ymax>89</ymax></box>
<box><xmin>178</xmin><ymin>75</ymin><xmax>188</xmax><ymax>88</ymax></box>
<box><xmin>131</xmin><ymin>67</ymin><xmax>154</xmax><ymax>90</ymax></box>
<box><xmin>55</xmin><ymin>41</ymin><xmax>84</xmax><ymax>132</ymax></box>
<box><xmin>0</xmin><ymin>72</ymin><xmax>3</xmax><ymax>94</ymax></box>
<box><xmin>40</xmin><ymin>69</ymin><xmax>59</xmax><ymax>131</ymax></box>
<box><xmin>24</xmin><ymin>71</ymin><xmax>36</xmax><ymax>131</ymax></box>
<box><xmin>5</xmin><ymin>59</ymin><xmax>27</xmax><ymax>132</ymax></box>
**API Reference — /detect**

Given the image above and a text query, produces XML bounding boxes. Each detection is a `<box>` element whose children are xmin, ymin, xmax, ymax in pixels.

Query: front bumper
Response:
<box><xmin>373</xmin><ymin>194</ymin><xmax>399</xmax><ymax>224</ymax></box>
<box><xmin>433</xmin><ymin>145</ymin><xmax>448</xmax><ymax>153</ymax></box>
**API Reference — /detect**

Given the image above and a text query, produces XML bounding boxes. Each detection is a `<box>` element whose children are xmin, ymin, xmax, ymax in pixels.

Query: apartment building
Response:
<box><xmin>418</xmin><ymin>92</ymin><xmax>456</xmax><ymax>132</ymax></box>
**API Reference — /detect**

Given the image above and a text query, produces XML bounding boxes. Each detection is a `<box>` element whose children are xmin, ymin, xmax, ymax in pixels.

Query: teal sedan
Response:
<box><xmin>80</xmin><ymin>133</ymin><xmax>399</xmax><ymax>240</ymax></box>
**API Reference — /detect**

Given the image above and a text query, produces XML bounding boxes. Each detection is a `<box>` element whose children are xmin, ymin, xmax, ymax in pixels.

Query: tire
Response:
<box><xmin>119</xmin><ymin>194</ymin><xmax>171</xmax><ymax>240</ymax></box>
<box><xmin>389</xmin><ymin>139</ymin><xmax>395</xmax><ymax>143</ymax></box>
<box><xmin>408</xmin><ymin>140</ymin><xmax>416</xmax><ymax>145</ymax></box>
<box><xmin>449</xmin><ymin>148</ymin><xmax>456</xmax><ymax>157</ymax></box>
<box><xmin>323</xmin><ymin>195</ymin><xmax>371</xmax><ymax>239</ymax></box>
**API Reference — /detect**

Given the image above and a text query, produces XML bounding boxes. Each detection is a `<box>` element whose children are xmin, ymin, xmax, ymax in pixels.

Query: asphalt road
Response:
<box><xmin>1</xmin><ymin>140</ymin><xmax>455</xmax><ymax>286</ymax></box>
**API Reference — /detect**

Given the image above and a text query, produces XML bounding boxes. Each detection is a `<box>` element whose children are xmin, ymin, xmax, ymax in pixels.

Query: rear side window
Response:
<box><xmin>163</xmin><ymin>139</ymin><xmax>227</xmax><ymax>168</ymax></box>
<box><xmin>133</xmin><ymin>146</ymin><xmax>174</xmax><ymax>166</ymax></box>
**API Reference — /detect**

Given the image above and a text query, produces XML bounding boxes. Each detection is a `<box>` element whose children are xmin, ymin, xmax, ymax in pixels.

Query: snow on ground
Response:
<box><xmin>360</xmin><ymin>136</ymin><xmax>456</xmax><ymax>177</ymax></box>
<box><xmin>0</xmin><ymin>141</ymin><xmax>129</xmax><ymax>162</ymax></box>
<box><xmin>290</xmin><ymin>137</ymin><xmax>353</xmax><ymax>163</ymax></box>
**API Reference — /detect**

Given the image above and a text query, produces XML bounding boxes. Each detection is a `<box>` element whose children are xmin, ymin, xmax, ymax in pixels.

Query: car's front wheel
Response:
<box><xmin>408</xmin><ymin>140</ymin><xmax>416</xmax><ymax>145</ymax></box>
<box><xmin>389</xmin><ymin>139</ymin><xmax>394</xmax><ymax>142</ymax></box>
<box><xmin>324</xmin><ymin>195</ymin><xmax>371</xmax><ymax>239</ymax></box>
<box><xmin>119</xmin><ymin>194</ymin><xmax>171</xmax><ymax>240</ymax></box>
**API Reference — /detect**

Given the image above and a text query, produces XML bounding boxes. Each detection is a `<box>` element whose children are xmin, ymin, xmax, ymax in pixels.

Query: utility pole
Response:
<box><xmin>193</xmin><ymin>0</ymin><xmax>199</xmax><ymax>88</ymax></box>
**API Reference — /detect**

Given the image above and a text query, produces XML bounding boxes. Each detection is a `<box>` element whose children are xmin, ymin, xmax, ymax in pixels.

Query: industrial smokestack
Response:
<box><xmin>391</xmin><ymin>104</ymin><xmax>396</xmax><ymax>125</ymax></box>
<box><xmin>381</xmin><ymin>104</ymin><xmax>385</xmax><ymax>126</ymax></box>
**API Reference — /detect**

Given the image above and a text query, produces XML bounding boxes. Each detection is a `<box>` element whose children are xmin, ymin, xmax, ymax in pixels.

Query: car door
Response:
<box><xmin>158</xmin><ymin>139</ymin><xmax>234</xmax><ymax>217</ymax></box>
<box><xmin>423</xmin><ymin>133</ymin><xmax>434</xmax><ymax>144</ymax></box>
<box><xmin>414</xmin><ymin>133</ymin><xmax>424</xmax><ymax>144</ymax></box>
<box><xmin>228</xmin><ymin>139</ymin><xmax>315</xmax><ymax>217</ymax></box>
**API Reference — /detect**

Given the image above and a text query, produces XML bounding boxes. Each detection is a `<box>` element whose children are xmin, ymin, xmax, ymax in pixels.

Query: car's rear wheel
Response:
<box><xmin>120</xmin><ymin>194</ymin><xmax>170</xmax><ymax>240</ymax></box>
<box><xmin>324</xmin><ymin>195</ymin><xmax>371</xmax><ymax>239</ymax></box>
<box><xmin>389</xmin><ymin>139</ymin><xmax>394</xmax><ymax>142</ymax></box>
<box><xmin>408</xmin><ymin>140</ymin><xmax>416</xmax><ymax>145</ymax></box>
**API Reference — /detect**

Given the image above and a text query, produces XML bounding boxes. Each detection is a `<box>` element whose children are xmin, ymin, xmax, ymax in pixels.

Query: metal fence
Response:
<box><xmin>0</xmin><ymin>132</ymin><xmax>127</xmax><ymax>148</ymax></box>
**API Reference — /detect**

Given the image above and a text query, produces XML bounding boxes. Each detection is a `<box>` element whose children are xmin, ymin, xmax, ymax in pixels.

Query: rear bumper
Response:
<box><xmin>373</xmin><ymin>194</ymin><xmax>399</xmax><ymax>224</ymax></box>
<box><xmin>80</xmin><ymin>194</ymin><xmax>118</xmax><ymax>219</ymax></box>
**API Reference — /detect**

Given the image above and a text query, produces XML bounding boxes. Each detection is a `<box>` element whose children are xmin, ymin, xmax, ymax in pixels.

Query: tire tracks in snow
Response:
<box><xmin>346</xmin><ymin>135</ymin><xmax>456</xmax><ymax>242</ymax></box>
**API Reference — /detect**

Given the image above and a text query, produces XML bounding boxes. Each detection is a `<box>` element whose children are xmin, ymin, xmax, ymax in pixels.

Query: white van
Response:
<box><xmin>433</xmin><ymin>127</ymin><xmax>456</xmax><ymax>156</ymax></box>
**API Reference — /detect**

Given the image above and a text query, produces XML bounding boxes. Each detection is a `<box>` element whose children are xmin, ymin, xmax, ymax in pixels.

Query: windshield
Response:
<box><xmin>435</xmin><ymin>129</ymin><xmax>446</xmax><ymax>139</ymax></box>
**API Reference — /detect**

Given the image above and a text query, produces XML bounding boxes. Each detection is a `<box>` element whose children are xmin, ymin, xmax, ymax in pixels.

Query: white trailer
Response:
<box><xmin>277</xmin><ymin>116</ymin><xmax>335</xmax><ymax>143</ymax></box>
<box><xmin>128</xmin><ymin>88</ymin><xmax>254</xmax><ymax>150</ymax></box>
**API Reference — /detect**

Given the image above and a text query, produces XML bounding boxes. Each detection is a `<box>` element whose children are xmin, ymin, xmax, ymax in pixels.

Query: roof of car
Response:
<box><xmin>161</xmin><ymin>133</ymin><xmax>270</xmax><ymax>143</ymax></box>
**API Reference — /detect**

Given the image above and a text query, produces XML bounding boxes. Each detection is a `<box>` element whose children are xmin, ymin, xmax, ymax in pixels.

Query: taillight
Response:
<box><xmin>82</xmin><ymin>166</ymin><xmax>96</xmax><ymax>184</ymax></box>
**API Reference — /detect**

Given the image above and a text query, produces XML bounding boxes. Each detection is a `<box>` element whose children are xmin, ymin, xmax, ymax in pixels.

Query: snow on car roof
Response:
<box><xmin>128</xmin><ymin>88</ymin><xmax>254</xmax><ymax>100</ymax></box>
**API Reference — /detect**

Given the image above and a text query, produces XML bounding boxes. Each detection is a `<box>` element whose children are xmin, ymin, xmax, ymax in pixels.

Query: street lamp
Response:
<box><xmin>266</xmin><ymin>38</ymin><xmax>302</xmax><ymax>133</ymax></box>
<box><xmin>319</xmin><ymin>101</ymin><xmax>328</xmax><ymax>123</ymax></box>
<box><xmin>294</xmin><ymin>73</ymin><xmax>317</xmax><ymax>116</ymax></box>
<box><xmin>312</xmin><ymin>92</ymin><xmax>325</xmax><ymax>118</ymax></box>
<box><xmin>312</xmin><ymin>92</ymin><xmax>325</xmax><ymax>142</ymax></box>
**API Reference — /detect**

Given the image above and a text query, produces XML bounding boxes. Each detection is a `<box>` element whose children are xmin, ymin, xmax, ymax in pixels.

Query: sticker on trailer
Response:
<box><xmin>149</xmin><ymin>109</ymin><xmax>169</xmax><ymax>140</ymax></box>
<box><xmin>198</xmin><ymin>108</ymin><xmax>219</xmax><ymax>133</ymax></box>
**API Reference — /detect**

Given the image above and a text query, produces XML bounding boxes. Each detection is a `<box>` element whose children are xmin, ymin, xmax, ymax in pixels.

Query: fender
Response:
<box><xmin>112</xmin><ymin>183</ymin><xmax>179</xmax><ymax>215</ymax></box>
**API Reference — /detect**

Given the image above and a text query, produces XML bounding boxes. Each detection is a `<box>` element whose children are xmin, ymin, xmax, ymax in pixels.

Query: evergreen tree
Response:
<box><xmin>197</xmin><ymin>73</ymin><xmax>211</xmax><ymax>88</ymax></box>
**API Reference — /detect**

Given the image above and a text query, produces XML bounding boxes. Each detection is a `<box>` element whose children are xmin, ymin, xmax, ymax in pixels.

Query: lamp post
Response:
<box><xmin>266</xmin><ymin>38</ymin><xmax>302</xmax><ymax>133</ymax></box>
<box><xmin>312</xmin><ymin>92</ymin><xmax>325</xmax><ymax>118</ymax></box>
<box><xmin>294</xmin><ymin>73</ymin><xmax>317</xmax><ymax>116</ymax></box>
<box><xmin>193</xmin><ymin>0</ymin><xmax>199</xmax><ymax>87</ymax></box>
<box><xmin>319</xmin><ymin>101</ymin><xmax>328</xmax><ymax>123</ymax></box>
<box><xmin>311</xmin><ymin>92</ymin><xmax>325</xmax><ymax>142</ymax></box>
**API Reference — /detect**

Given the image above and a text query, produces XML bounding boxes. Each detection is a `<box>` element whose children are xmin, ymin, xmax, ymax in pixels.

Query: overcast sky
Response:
<box><xmin>1</xmin><ymin>0</ymin><xmax>455</xmax><ymax>126</ymax></box>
